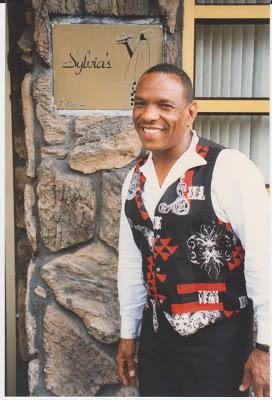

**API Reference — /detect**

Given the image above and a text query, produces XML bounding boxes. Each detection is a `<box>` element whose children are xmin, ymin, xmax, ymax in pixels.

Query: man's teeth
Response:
<box><xmin>143</xmin><ymin>128</ymin><xmax>161</xmax><ymax>135</ymax></box>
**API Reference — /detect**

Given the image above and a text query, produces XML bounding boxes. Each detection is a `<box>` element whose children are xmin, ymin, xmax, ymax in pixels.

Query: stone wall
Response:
<box><xmin>10</xmin><ymin>0</ymin><xmax>183</xmax><ymax>396</ymax></box>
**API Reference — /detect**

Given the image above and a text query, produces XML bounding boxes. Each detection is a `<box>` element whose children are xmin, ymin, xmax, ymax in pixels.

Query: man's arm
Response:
<box><xmin>213</xmin><ymin>149</ymin><xmax>270</xmax><ymax>397</ymax></box>
<box><xmin>116</xmin><ymin>170</ymin><xmax>147</xmax><ymax>386</ymax></box>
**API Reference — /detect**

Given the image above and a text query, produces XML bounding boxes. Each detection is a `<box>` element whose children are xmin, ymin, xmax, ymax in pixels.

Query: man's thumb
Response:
<box><xmin>239</xmin><ymin>369</ymin><xmax>251</xmax><ymax>391</ymax></box>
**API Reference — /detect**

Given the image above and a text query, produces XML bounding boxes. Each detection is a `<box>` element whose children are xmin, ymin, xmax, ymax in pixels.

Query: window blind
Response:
<box><xmin>195</xmin><ymin>23</ymin><xmax>269</xmax><ymax>97</ymax></box>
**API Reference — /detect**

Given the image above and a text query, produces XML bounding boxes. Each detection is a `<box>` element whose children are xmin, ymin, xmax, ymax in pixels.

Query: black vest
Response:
<box><xmin>125</xmin><ymin>138</ymin><xmax>248</xmax><ymax>336</ymax></box>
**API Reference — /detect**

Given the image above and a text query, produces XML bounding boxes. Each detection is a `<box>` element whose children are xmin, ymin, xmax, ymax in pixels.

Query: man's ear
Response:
<box><xmin>187</xmin><ymin>100</ymin><xmax>198</xmax><ymax>127</ymax></box>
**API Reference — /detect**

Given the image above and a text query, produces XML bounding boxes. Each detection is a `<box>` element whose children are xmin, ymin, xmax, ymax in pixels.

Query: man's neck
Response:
<box><xmin>152</xmin><ymin>131</ymin><xmax>193</xmax><ymax>187</ymax></box>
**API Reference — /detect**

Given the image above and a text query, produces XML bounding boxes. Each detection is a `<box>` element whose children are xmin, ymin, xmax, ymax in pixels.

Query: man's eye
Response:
<box><xmin>134</xmin><ymin>101</ymin><xmax>144</xmax><ymax>107</ymax></box>
<box><xmin>159</xmin><ymin>103</ymin><xmax>173</xmax><ymax>109</ymax></box>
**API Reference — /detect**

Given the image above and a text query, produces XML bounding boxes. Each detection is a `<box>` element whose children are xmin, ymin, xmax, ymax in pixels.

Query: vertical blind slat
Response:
<box><xmin>230</xmin><ymin>26</ymin><xmax>243</xmax><ymax>97</ymax></box>
<box><xmin>203</xmin><ymin>26</ymin><xmax>213</xmax><ymax>96</ymax></box>
<box><xmin>195</xmin><ymin>25</ymin><xmax>204</xmax><ymax>97</ymax></box>
<box><xmin>241</xmin><ymin>25</ymin><xmax>255</xmax><ymax>97</ymax></box>
<box><xmin>211</xmin><ymin>26</ymin><xmax>222</xmax><ymax>97</ymax></box>
<box><xmin>221</xmin><ymin>26</ymin><xmax>232</xmax><ymax>96</ymax></box>
<box><xmin>239</xmin><ymin>116</ymin><xmax>251</xmax><ymax>158</ymax></box>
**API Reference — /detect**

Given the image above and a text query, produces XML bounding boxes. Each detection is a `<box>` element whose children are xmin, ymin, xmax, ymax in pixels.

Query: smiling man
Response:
<box><xmin>116</xmin><ymin>63</ymin><xmax>270</xmax><ymax>397</ymax></box>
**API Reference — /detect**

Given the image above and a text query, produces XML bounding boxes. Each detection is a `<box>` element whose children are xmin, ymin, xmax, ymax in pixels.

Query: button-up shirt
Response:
<box><xmin>118</xmin><ymin>131</ymin><xmax>270</xmax><ymax>345</ymax></box>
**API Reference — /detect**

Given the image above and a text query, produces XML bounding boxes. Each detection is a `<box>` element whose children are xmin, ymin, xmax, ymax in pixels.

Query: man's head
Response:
<box><xmin>142</xmin><ymin>63</ymin><xmax>194</xmax><ymax>104</ymax></box>
<box><xmin>133</xmin><ymin>63</ymin><xmax>197</xmax><ymax>156</ymax></box>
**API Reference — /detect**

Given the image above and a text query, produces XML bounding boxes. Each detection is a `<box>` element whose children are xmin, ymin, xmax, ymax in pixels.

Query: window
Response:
<box><xmin>182</xmin><ymin>0</ymin><xmax>269</xmax><ymax>184</ymax></box>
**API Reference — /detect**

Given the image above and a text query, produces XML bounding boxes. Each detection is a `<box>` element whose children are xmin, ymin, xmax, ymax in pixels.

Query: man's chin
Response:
<box><xmin>141</xmin><ymin>143</ymin><xmax>164</xmax><ymax>153</ymax></box>
<box><xmin>139</xmin><ymin>137</ymin><xmax>163</xmax><ymax>150</ymax></box>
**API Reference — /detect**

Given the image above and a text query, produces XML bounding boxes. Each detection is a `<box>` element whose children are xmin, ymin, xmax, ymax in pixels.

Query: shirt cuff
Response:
<box><xmin>256</xmin><ymin>317</ymin><xmax>270</xmax><ymax>346</ymax></box>
<box><xmin>120</xmin><ymin>318</ymin><xmax>142</xmax><ymax>339</ymax></box>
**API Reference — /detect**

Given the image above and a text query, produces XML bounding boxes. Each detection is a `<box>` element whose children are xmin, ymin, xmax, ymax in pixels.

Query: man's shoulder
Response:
<box><xmin>215</xmin><ymin>148</ymin><xmax>265</xmax><ymax>186</ymax></box>
<box><xmin>197</xmin><ymin>138</ymin><xmax>262</xmax><ymax>175</ymax></box>
<box><xmin>198</xmin><ymin>136</ymin><xmax>225</xmax><ymax>150</ymax></box>
<box><xmin>122</xmin><ymin>155</ymin><xmax>148</xmax><ymax>190</ymax></box>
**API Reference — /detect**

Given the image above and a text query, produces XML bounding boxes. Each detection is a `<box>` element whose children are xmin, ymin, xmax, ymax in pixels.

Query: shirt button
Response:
<box><xmin>156</xmin><ymin>267</ymin><xmax>160</xmax><ymax>272</ymax></box>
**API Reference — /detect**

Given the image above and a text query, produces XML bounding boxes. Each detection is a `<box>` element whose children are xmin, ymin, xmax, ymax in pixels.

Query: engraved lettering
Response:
<box><xmin>62</xmin><ymin>50</ymin><xmax>113</xmax><ymax>75</ymax></box>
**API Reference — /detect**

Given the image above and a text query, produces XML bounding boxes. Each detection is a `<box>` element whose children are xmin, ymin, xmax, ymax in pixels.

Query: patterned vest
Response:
<box><xmin>125</xmin><ymin>138</ymin><xmax>248</xmax><ymax>336</ymax></box>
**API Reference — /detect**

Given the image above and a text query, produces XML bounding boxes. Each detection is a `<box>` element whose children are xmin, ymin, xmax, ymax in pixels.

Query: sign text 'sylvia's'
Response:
<box><xmin>62</xmin><ymin>50</ymin><xmax>112</xmax><ymax>75</ymax></box>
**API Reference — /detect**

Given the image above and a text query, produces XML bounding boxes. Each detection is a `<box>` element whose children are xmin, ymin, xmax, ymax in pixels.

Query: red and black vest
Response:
<box><xmin>125</xmin><ymin>137</ymin><xmax>248</xmax><ymax>336</ymax></box>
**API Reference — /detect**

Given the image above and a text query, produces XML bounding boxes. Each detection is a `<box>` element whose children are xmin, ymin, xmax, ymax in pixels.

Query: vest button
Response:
<box><xmin>156</xmin><ymin>267</ymin><xmax>160</xmax><ymax>272</ymax></box>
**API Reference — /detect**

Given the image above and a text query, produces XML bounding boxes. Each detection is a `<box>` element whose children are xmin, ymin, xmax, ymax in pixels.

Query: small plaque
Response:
<box><xmin>52</xmin><ymin>24</ymin><xmax>163</xmax><ymax>110</ymax></box>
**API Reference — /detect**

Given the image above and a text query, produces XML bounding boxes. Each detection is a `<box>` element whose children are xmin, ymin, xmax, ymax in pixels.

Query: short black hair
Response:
<box><xmin>141</xmin><ymin>63</ymin><xmax>194</xmax><ymax>104</ymax></box>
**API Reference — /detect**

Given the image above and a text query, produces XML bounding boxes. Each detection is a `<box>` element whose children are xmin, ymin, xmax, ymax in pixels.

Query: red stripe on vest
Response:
<box><xmin>171</xmin><ymin>302</ymin><xmax>224</xmax><ymax>314</ymax></box>
<box><xmin>177</xmin><ymin>282</ymin><xmax>227</xmax><ymax>294</ymax></box>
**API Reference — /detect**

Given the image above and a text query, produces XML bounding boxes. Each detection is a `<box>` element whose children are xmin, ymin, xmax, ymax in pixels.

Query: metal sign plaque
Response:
<box><xmin>52</xmin><ymin>24</ymin><xmax>163</xmax><ymax>110</ymax></box>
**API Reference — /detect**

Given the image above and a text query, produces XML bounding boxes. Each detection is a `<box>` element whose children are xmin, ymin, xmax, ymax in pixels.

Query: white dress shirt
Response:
<box><xmin>118</xmin><ymin>131</ymin><xmax>270</xmax><ymax>345</ymax></box>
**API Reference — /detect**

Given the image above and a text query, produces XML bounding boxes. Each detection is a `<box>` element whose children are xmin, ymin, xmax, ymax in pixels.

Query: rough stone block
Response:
<box><xmin>165</xmin><ymin>39</ymin><xmax>178</xmax><ymax>64</ymax></box>
<box><xmin>15</xmin><ymin>166</ymin><xmax>32</xmax><ymax>229</ymax></box>
<box><xmin>41</xmin><ymin>241</ymin><xmax>119</xmax><ymax>343</ymax></box>
<box><xmin>41</xmin><ymin>145</ymin><xmax>69</xmax><ymax>160</ymax></box>
<box><xmin>37</xmin><ymin>159</ymin><xmax>96</xmax><ymax>252</ymax></box>
<box><xmin>159</xmin><ymin>0</ymin><xmax>180</xmax><ymax>34</ymax></box>
<box><xmin>21</xmin><ymin>54</ymin><xmax>34</xmax><ymax>65</ymax></box>
<box><xmin>122</xmin><ymin>0</ymin><xmax>148</xmax><ymax>15</ymax></box>
<box><xmin>69</xmin><ymin>122</ymin><xmax>141</xmax><ymax>174</ymax></box>
<box><xmin>33</xmin><ymin>4</ymin><xmax>50</xmax><ymax>64</ymax></box>
<box><xmin>83</xmin><ymin>0</ymin><xmax>148</xmax><ymax>15</ymax></box>
<box><xmin>15</xmin><ymin>166</ymin><xmax>33</xmax><ymax>193</ymax></box>
<box><xmin>25</xmin><ymin>260</ymin><xmax>38</xmax><ymax>357</ymax></box>
<box><xmin>43</xmin><ymin>304</ymin><xmax>119</xmax><ymax>396</ymax></box>
<box><xmin>14</xmin><ymin>131</ymin><xmax>27</xmax><ymax>160</ymax></box>
<box><xmin>74</xmin><ymin>116</ymin><xmax>134</xmax><ymax>144</ymax></box>
<box><xmin>83</xmin><ymin>0</ymin><xmax>112</xmax><ymax>14</ymax></box>
<box><xmin>33</xmin><ymin>75</ymin><xmax>73</xmax><ymax>144</ymax></box>
<box><xmin>28</xmin><ymin>359</ymin><xmax>40</xmax><ymax>395</ymax></box>
<box><xmin>24</xmin><ymin>183</ymin><xmax>37</xmax><ymax>252</ymax></box>
<box><xmin>18</xmin><ymin>278</ymin><xmax>29</xmax><ymax>361</ymax></box>
<box><xmin>74</xmin><ymin>116</ymin><xmax>112</xmax><ymax>141</ymax></box>
<box><xmin>21</xmin><ymin>73</ymin><xmax>35</xmax><ymax>177</ymax></box>
<box><xmin>31</xmin><ymin>0</ymin><xmax>41</xmax><ymax>9</ymax></box>
<box><xmin>34</xmin><ymin>286</ymin><xmax>47</xmax><ymax>298</ymax></box>
<box><xmin>46</xmin><ymin>0</ymin><xmax>81</xmax><ymax>14</ymax></box>
<box><xmin>16</xmin><ymin>202</ymin><xmax>26</xmax><ymax>230</ymax></box>
<box><xmin>17</xmin><ymin>29</ymin><xmax>33</xmax><ymax>57</ymax></box>
<box><xmin>100</xmin><ymin>169</ymin><xmax>128</xmax><ymax>250</ymax></box>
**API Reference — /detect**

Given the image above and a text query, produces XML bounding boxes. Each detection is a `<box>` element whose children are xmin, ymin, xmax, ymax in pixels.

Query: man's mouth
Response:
<box><xmin>142</xmin><ymin>127</ymin><xmax>164</xmax><ymax>136</ymax></box>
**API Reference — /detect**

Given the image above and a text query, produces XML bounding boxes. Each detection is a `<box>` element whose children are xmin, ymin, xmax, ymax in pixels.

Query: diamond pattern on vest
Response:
<box><xmin>153</xmin><ymin>237</ymin><xmax>179</xmax><ymax>261</ymax></box>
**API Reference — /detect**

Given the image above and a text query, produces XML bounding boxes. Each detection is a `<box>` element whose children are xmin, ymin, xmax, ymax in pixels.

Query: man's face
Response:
<box><xmin>133</xmin><ymin>72</ymin><xmax>197</xmax><ymax>154</ymax></box>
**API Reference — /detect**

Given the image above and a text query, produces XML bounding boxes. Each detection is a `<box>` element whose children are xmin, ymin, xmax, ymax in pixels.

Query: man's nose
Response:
<box><xmin>141</xmin><ymin>105</ymin><xmax>159</xmax><ymax>122</ymax></box>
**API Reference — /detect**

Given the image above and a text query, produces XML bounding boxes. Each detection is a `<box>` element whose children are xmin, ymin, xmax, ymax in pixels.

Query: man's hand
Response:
<box><xmin>239</xmin><ymin>348</ymin><xmax>270</xmax><ymax>397</ymax></box>
<box><xmin>116</xmin><ymin>338</ymin><xmax>138</xmax><ymax>386</ymax></box>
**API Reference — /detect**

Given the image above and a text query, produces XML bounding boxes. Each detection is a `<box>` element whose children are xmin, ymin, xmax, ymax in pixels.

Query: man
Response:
<box><xmin>116</xmin><ymin>63</ymin><xmax>270</xmax><ymax>396</ymax></box>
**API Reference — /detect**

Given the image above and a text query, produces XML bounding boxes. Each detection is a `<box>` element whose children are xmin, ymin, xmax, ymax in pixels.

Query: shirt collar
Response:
<box><xmin>139</xmin><ymin>131</ymin><xmax>207</xmax><ymax>189</ymax></box>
